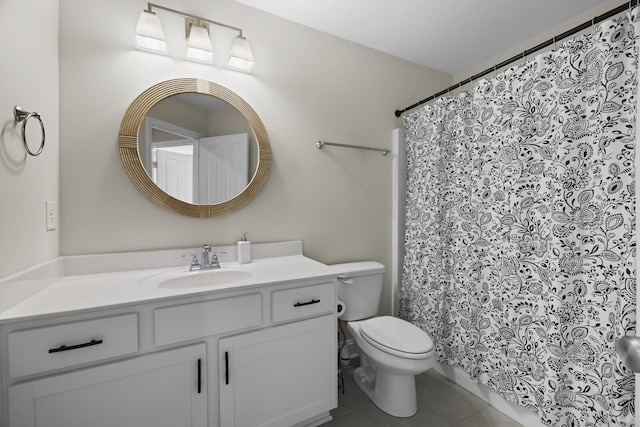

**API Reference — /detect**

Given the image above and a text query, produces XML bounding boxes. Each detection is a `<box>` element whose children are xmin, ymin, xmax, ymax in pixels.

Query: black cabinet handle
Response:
<box><xmin>294</xmin><ymin>299</ymin><xmax>320</xmax><ymax>307</ymax></box>
<box><xmin>224</xmin><ymin>351</ymin><xmax>229</xmax><ymax>385</ymax></box>
<box><xmin>48</xmin><ymin>339</ymin><xmax>103</xmax><ymax>354</ymax></box>
<box><xmin>197</xmin><ymin>359</ymin><xmax>202</xmax><ymax>394</ymax></box>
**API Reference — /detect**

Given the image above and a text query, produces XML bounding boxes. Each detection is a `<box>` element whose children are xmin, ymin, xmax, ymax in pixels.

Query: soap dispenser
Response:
<box><xmin>237</xmin><ymin>232</ymin><xmax>251</xmax><ymax>264</ymax></box>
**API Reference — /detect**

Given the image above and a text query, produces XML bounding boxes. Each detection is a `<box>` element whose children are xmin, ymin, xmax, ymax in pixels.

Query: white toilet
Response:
<box><xmin>333</xmin><ymin>261</ymin><xmax>435</xmax><ymax>417</ymax></box>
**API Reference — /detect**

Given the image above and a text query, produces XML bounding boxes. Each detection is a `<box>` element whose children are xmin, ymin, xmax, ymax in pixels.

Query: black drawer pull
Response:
<box><xmin>197</xmin><ymin>359</ymin><xmax>202</xmax><ymax>394</ymax></box>
<box><xmin>225</xmin><ymin>351</ymin><xmax>229</xmax><ymax>385</ymax></box>
<box><xmin>294</xmin><ymin>299</ymin><xmax>320</xmax><ymax>307</ymax></box>
<box><xmin>48</xmin><ymin>339</ymin><xmax>103</xmax><ymax>353</ymax></box>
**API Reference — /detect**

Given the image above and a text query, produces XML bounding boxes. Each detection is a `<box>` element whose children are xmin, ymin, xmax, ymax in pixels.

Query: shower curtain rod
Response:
<box><xmin>394</xmin><ymin>0</ymin><xmax>638</xmax><ymax>117</ymax></box>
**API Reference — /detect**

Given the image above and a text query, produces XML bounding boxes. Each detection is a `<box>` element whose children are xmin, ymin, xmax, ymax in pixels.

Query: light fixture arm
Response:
<box><xmin>146</xmin><ymin>2</ymin><xmax>243</xmax><ymax>36</ymax></box>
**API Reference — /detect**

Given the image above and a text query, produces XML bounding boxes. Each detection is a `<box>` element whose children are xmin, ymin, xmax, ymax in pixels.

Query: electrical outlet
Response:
<box><xmin>46</xmin><ymin>200</ymin><xmax>57</xmax><ymax>231</ymax></box>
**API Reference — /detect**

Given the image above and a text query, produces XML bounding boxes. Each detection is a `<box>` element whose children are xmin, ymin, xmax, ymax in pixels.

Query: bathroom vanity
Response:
<box><xmin>0</xmin><ymin>242</ymin><xmax>337</xmax><ymax>427</ymax></box>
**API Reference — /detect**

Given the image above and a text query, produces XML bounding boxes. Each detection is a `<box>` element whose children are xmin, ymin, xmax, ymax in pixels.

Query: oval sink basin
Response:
<box><xmin>155</xmin><ymin>269</ymin><xmax>253</xmax><ymax>289</ymax></box>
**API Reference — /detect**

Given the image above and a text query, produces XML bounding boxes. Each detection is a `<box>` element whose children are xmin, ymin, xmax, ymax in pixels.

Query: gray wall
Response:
<box><xmin>57</xmin><ymin>0</ymin><xmax>451</xmax><ymax>315</ymax></box>
<box><xmin>0</xmin><ymin>0</ymin><xmax>59</xmax><ymax>279</ymax></box>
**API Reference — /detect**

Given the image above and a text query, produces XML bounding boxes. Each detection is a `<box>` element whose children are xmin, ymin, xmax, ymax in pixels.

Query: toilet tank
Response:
<box><xmin>330</xmin><ymin>261</ymin><xmax>385</xmax><ymax>321</ymax></box>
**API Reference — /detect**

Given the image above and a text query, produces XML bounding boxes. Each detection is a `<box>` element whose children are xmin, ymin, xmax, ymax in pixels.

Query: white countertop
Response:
<box><xmin>0</xmin><ymin>242</ymin><xmax>337</xmax><ymax>323</ymax></box>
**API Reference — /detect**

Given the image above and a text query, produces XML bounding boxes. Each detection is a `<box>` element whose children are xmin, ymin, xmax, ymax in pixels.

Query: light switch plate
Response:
<box><xmin>46</xmin><ymin>200</ymin><xmax>56</xmax><ymax>231</ymax></box>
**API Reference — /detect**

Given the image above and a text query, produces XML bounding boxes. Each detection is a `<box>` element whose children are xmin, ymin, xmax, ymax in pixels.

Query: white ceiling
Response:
<box><xmin>234</xmin><ymin>0</ymin><xmax>607</xmax><ymax>74</ymax></box>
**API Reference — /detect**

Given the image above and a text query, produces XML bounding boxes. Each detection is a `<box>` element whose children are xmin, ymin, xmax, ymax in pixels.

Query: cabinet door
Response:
<box><xmin>9</xmin><ymin>344</ymin><xmax>207</xmax><ymax>427</ymax></box>
<box><xmin>219</xmin><ymin>315</ymin><xmax>336</xmax><ymax>427</ymax></box>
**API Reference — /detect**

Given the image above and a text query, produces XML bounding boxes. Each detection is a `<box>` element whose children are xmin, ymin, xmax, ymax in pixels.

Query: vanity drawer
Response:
<box><xmin>8</xmin><ymin>313</ymin><xmax>138</xmax><ymax>378</ymax></box>
<box><xmin>272</xmin><ymin>282</ymin><xmax>335</xmax><ymax>323</ymax></box>
<box><xmin>155</xmin><ymin>293</ymin><xmax>262</xmax><ymax>346</ymax></box>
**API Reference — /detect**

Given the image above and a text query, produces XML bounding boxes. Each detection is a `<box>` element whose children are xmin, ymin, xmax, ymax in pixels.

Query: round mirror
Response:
<box><xmin>119</xmin><ymin>78</ymin><xmax>271</xmax><ymax>217</ymax></box>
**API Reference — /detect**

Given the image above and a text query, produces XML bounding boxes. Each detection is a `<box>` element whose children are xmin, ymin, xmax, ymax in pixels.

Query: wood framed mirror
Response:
<box><xmin>118</xmin><ymin>78</ymin><xmax>271</xmax><ymax>218</ymax></box>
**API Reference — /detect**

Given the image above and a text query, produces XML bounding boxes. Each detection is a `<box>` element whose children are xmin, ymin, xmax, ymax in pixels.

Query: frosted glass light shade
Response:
<box><xmin>135</xmin><ymin>10</ymin><xmax>167</xmax><ymax>53</ymax></box>
<box><xmin>227</xmin><ymin>36</ymin><xmax>255</xmax><ymax>72</ymax></box>
<box><xmin>186</xmin><ymin>25</ymin><xmax>214</xmax><ymax>63</ymax></box>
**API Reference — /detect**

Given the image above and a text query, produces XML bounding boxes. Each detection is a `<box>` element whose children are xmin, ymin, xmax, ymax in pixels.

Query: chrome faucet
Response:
<box><xmin>202</xmin><ymin>245</ymin><xmax>212</xmax><ymax>266</ymax></box>
<box><xmin>188</xmin><ymin>245</ymin><xmax>221</xmax><ymax>271</ymax></box>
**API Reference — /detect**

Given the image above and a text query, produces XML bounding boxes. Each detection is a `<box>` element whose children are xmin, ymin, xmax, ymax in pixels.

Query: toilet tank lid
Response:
<box><xmin>327</xmin><ymin>261</ymin><xmax>385</xmax><ymax>277</ymax></box>
<box><xmin>360</xmin><ymin>316</ymin><xmax>433</xmax><ymax>355</ymax></box>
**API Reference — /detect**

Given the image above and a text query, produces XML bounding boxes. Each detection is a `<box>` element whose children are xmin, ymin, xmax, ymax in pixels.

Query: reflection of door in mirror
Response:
<box><xmin>155</xmin><ymin>145</ymin><xmax>194</xmax><ymax>203</ymax></box>
<box><xmin>199</xmin><ymin>134</ymin><xmax>249</xmax><ymax>203</ymax></box>
<box><xmin>143</xmin><ymin>117</ymin><xmax>203</xmax><ymax>203</ymax></box>
<box><xmin>142</xmin><ymin>117</ymin><xmax>249</xmax><ymax>204</ymax></box>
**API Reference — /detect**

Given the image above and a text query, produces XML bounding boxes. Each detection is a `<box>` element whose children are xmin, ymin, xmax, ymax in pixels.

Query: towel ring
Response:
<box><xmin>14</xmin><ymin>105</ymin><xmax>45</xmax><ymax>156</ymax></box>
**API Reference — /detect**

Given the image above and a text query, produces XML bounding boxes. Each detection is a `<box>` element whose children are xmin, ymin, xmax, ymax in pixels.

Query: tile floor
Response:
<box><xmin>325</xmin><ymin>368</ymin><xmax>524</xmax><ymax>427</ymax></box>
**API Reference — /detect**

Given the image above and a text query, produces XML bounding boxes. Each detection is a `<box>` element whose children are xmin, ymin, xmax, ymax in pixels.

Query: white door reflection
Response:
<box><xmin>199</xmin><ymin>133</ymin><xmax>248</xmax><ymax>203</ymax></box>
<box><xmin>145</xmin><ymin>117</ymin><xmax>248</xmax><ymax>204</ymax></box>
<box><xmin>154</xmin><ymin>144</ymin><xmax>194</xmax><ymax>203</ymax></box>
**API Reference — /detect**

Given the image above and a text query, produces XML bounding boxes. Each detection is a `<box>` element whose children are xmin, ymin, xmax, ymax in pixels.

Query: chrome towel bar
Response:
<box><xmin>316</xmin><ymin>140</ymin><xmax>389</xmax><ymax>156</ymax></box>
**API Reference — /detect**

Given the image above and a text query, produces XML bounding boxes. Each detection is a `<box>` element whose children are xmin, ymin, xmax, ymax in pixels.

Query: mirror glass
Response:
<box><xmin>118</xmin><ymin>78</ymin><xmax>271</xmax><ymax>218</ymax></box>
<box><xmin>139</xmin><ymin>93</ymin><xmax>258</xmax><ymax>204</ymax></box>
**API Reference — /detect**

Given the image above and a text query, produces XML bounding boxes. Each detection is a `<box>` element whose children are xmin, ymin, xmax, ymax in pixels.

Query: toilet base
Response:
<box><xmin>353</xmin><ymin>366</ymin><xmax>418</xmax><ymax>417</ymax></box>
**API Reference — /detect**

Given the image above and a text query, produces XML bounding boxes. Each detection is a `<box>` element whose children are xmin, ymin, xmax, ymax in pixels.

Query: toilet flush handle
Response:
<box><xmin>337</xmin><ymin>275</ymin><xmax>354</xmax><ymax>285</ymax></box>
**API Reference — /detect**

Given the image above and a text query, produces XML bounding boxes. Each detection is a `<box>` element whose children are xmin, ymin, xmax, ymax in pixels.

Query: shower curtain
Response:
<box><xmin>401</xmin><ymin>9</ymin><xmax>638</xmax><ymax>426</ymax></box>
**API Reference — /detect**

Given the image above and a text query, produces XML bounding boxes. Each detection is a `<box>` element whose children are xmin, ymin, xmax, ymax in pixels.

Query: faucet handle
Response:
<box><xmin>210</xmin><ymin>253</ymin><xmax>221</xmax><ymax>268</ymax></box>
<box><xmin>182</xmin><ymin>254</ymin><xmax>201</xmax><ymax>271</ymax></box>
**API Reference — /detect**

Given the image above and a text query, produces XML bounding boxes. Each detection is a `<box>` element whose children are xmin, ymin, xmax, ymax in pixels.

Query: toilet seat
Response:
<box><xmin>359</xmin><ymin>316</ymin><xmax>434</xmax><ymax>360</ymax></box>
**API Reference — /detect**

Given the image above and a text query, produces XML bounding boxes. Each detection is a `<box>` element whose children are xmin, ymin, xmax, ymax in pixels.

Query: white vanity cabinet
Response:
<box><xmin>157</xmin><ymin>281</ymin><xmax>337</xmax><ymax>427</ymax></box>
<box><xmin>0</xmin><ymin>266</ymin><xmax>337</xmax><ymax>427</ymax></box>
<box><xmin>0</xmin><ymin>308</ymin><xmax>208</xmax><ymax>427</ymax></box>
<box><xmin>219</xmin><ymin>315</ymin><xmax>336</xmax><ymax>427</ymax></box>
<box><xmin>8</xmin><ymin>344</ymin><xmax>207</xmax><ymax>427</ymax></box>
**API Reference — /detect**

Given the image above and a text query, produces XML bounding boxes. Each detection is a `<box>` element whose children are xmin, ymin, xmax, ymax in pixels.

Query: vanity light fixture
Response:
<box><xmin>185</xmin><ymin>22</ymin><xmax>214</xmax><ymax>63</ymax></box>
<box><xmin>135</xmin><ymin>10</ymin><xmax>167</xmax><ymax>53</ymax></box>
<box><xmin>228</xmin><ymin>35</ymin><xmax>255</xmax><ymax>72</ymax></box>
<box><xmin>134</xmin><ymin>3</ymin><xmax>255</xmax><ymax>72</ymax></box>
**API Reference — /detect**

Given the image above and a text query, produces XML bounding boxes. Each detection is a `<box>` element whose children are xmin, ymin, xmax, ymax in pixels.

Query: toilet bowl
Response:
<box><xmin>331</xmin><ymin>262</ymin><xmax>435</xmax><ymax>417</ymax></box>
<box><xmin>348</xmin><ymin>316</ymin><xmax>434</xmax><ymax>417</ymax></box>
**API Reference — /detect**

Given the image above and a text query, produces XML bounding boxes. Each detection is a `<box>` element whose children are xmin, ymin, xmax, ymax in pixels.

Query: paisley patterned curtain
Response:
<box><xmin>401</xmin><ymin>9</ymin><xmax>638</xmax><ymax>426</ymax></box>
